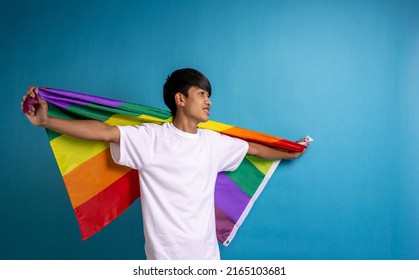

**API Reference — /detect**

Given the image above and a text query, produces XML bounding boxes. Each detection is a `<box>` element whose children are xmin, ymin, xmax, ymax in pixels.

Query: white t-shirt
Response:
<box><xmin>110</xmin><ymin>122</ymin><xmax>248</xmax><ymax>260</ymax></box>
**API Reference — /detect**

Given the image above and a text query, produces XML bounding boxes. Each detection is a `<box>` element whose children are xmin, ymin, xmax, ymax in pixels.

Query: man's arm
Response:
<box><xmin>247</xmin><ymin>141</ymin><xmax>306</xmax><ymax>160</ymax></box>
<box><xmin>22</xmin><ymin>86</ymin><xmax>120</xmax><ymax>143</ymax></box>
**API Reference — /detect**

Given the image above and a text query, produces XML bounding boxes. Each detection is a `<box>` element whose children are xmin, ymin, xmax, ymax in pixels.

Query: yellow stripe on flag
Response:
<box><xmin>199</xmin><ymin>120</ymin><xmax>234</xmax><ymax>132</ymax></box>
<box><xmin>246</xmin><ymin>156</ymin><xmax>276</xmax><ymax>175</ymax></box>
<box><xmin>50</xmin><ymin>136</ymin><xmax>109</xmax><ymax>175</ymax></box>
<box><xmin>104</xmin><ymin>114</ymin><xmax>172</xmax><ymax>127</ymax></box>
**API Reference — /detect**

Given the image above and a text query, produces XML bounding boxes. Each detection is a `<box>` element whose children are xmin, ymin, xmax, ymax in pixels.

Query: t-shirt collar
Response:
<box><xmin>167</xmin><ymin>122</ymin><xmax>200</xmax><ymax>140</ymax></box>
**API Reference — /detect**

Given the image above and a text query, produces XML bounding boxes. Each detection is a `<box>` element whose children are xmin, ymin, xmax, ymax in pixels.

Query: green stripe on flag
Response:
<box><xmin>118</xmin><ymin>102</ymin><xmax>172</xmax><ymax>120</ymax></box>
<box><xmin>225</xmin><ymin>157</ymin><xmax>265</xmax><ymax>197</ymax></box>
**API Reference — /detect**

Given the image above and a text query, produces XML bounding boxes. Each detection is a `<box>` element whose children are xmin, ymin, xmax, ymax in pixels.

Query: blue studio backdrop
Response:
<box><xmin>1</xmin><ymin>0</ymin><xmax>418</xmax><ymax>259</ymax></box>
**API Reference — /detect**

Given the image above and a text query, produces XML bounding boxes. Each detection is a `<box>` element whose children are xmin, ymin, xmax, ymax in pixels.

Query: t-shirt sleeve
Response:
<box><xmin>109</xmin><ymin>124</ymin><xmax>152</xmax><ymax>170</ymax></box>
<box><xmin>216</xmin><ymin>133</ymin><xmax>249</xmax><ymax>172</ymax></box>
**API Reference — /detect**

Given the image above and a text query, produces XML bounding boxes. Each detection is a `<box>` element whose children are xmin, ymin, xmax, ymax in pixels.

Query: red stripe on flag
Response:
<box><xmin>74</xmin><ymin>169</ymin><xmax>140</xmax><ymax>240</ymax></box>
<box><xmin>271</xmin><ymin>139</ymin><xmax>306</xmax><ymax>152</ymax></box>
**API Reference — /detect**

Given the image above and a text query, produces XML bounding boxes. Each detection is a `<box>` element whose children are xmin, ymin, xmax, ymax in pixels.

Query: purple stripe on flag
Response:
<box><xmin>38</xmin><ymin>88</ymin><xmax>125</xmax><ymax>109</ymax></box>
<box><xmin>39</xmin><ymin>92</ymin><xmax>88</xmax><ymax>109</ymax></box>
<box><xmin>215</xmin><ymin>205</ymin><xmax>236</xmax><ymax>243</ymax></box>
<box><xmin>215</xmin><ymin>172</ymin><xmax>250</xmax><ymax>223</ymax></box>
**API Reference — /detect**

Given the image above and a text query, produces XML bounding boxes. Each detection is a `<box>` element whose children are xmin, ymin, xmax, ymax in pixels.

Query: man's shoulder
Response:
<box><xmin>118</xmin><ymin>122</ymin><xmax>165</xmax><ymax>137</ymax></box>
<box><xmin>128</xmin><ymin>122</ymin><xmax>165</xmax><ymax>130</ymax></box>
<box><xmin>198</xmin><ymin>128</ymin><xmax>239</xmax><ymax>143</ymax></box>
<box><xmin>199</xmin><ymin>127</ymin><xmax>248</xmax><ymax>147</ymax></box>
<box><xmin>141</xmin><ymin>122</ymin><xmax>164</xmax><ymax>129</ymax></box>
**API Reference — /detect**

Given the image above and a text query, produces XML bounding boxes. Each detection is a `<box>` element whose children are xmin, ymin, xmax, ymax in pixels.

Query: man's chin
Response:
<box><xmin>199</xmin><ymin>117</ymin><xmax>209</xmax><ymax>124</ymax></box>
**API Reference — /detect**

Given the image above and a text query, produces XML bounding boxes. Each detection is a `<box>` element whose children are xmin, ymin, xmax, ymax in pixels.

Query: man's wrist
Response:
<box><xmin>40</xmin><ymin>116</ymin><xmax>52</xmax><ymax>128</ymax></box>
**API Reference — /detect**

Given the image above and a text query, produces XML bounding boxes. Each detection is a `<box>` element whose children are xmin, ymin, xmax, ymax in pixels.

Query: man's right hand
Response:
<box><xmin>21</xmin><ymin>86</ymin><xmax>49</xmax><ymax>127</ymax></box>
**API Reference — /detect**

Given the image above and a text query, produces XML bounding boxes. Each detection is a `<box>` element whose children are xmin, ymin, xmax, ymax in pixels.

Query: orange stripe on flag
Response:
<box><xmin>222</xmin><ymin>127</ymin><xmax>305</xmax><ymax>152</ymax></box>
<box><xmin>63</xmin><ymin>148</ymin><xmax>133</xmax><ymax>208</ymax></box>
<box><xmin>222</xmin><ymin>127</ymin><xmax>280</xmax><ymax>144</ymax></box>
<box><xmin>74</xmin><ymin>169</ymin><xmax>140</xmax><ymax>239</ymax></box>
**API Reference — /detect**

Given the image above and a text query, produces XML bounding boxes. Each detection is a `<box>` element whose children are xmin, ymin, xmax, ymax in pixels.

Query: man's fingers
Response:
<box><xmin>27</xmin><ymin>86</ymin><xmax>36</xmax><ymax>98</ymax></box>
<box><xmin>22</xmin><ymin>87</ymin><xmax>40</xmax><ymax>114</ymax></box>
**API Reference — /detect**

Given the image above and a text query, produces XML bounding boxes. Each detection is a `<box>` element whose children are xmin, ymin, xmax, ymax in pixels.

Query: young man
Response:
<box><xmin>22</xmin><ymin>68</ymin><xmax>306</xmax><ymax>260</ymax></box>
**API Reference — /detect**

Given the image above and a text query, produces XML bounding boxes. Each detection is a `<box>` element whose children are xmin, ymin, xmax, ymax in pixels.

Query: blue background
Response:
<box><xmin>1</xmin><ymin>0</ymin><xmax>418</xmax><ymax>260</ymax></box>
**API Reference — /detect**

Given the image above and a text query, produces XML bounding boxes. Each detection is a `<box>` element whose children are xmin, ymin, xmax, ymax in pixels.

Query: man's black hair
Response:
<box><xmin>163</xmin><ymin>68</ymin><xmax>212</xmax><ymax>118</ymax></box>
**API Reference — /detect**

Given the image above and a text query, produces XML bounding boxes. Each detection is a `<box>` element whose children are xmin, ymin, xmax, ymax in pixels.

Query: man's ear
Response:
<box><xmin>175</xmin><ymin>92</ymin><xmax>186</xmax><ymax>106</ymax></box>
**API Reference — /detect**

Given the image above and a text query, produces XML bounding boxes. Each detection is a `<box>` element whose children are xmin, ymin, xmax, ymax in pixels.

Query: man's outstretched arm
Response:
<box><xmin>247</xmin><ymin>141</ymin><xmax>306</xmax><ymax>160</ymax></box>
<box><xmin>22</xmin><ymin>86</ymin><xmax>120</xmax><ymax>144</ymax></box>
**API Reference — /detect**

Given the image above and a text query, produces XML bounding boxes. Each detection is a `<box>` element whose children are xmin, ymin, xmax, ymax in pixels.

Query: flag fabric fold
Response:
<box><xmin>32</xmin><ymin>87</ymin><xmax>305</xmax><ymax>246</ymax></box>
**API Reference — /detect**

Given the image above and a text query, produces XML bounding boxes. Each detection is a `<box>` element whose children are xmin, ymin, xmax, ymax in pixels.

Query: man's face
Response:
<box><xmin>182</xmin><ymin>86</ymin><xmax>211</xmax><ymax>124</ymax></box>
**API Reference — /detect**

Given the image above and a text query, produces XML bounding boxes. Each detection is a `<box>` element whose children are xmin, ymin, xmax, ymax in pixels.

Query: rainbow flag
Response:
<box><xmin>30</xmin><ymin>87</ymin><xmax>305</xmax><ymax>246</ymax></box>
